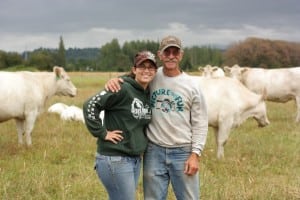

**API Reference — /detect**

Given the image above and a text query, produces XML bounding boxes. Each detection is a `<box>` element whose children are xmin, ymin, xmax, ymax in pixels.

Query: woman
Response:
<box><xmin>83</xmin><ymin>50</ymin><xmax>157</xmax><ymax>200</ymax></box>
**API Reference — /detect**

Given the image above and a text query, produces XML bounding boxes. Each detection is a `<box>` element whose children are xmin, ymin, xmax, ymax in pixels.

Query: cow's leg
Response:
<box><xmin>296</xmin><ymin>96</ymin><xmax>300</xmax><ymax>123</ymax></box>
<box><xmin>213</xmin><ymin>127</ymin><xmax>224</xmax><ymax>159</ymax></box>
<box><xmin>15</xmin><ymin>119</ymin><xmax>25</xmax><ymax>144</ymax></box>
<box><xmin>24</xmin><ymin>111</ymin><xmax>38</xmax><ymax>146</ymax></box>
<box><xmin>212</xmin><ymin>127</ymin><xmax>218</xmax><ymax>147</ymax></box>
<box><xmin>216</xmin><ymin>121</ymin><xmax>233</xmax><ymax>159</ymax></box>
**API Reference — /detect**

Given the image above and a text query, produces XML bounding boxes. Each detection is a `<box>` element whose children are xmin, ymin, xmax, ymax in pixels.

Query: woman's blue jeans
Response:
<box><xmin>95</xmin><ymin>153</ymin><xmax>141</xmax><ymax>200</ymax></box>
<box><xmin>143</xmin><ymin>142</ymin><xmax>200</xmax><ymax>200</ymax></box>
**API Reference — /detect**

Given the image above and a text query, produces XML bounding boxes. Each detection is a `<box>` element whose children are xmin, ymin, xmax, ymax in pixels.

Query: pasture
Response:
<box><xmin>0</xmin><ymin>72</ymin><xmax>299</xmax><ymax>200</ymax></box>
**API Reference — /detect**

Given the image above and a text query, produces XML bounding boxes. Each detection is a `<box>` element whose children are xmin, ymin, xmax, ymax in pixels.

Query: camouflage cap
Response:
<box><xmin>134</xmin><ymin>51</ymin><xmax>157</xmax><ymax>67</ymax></box>
<box><xmin>159</xmin><ymin>35</ymin><xmax>182</xmax><ymax>52</ymax></box>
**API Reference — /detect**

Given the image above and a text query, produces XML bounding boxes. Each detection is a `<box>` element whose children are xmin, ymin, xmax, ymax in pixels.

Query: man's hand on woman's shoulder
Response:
<box><xmin>105</xmin><ymin>77</ymin><xmax>124</xmax><ymax>92</ymax></box>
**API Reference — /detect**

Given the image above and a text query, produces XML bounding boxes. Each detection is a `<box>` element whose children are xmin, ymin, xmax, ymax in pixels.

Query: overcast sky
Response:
<box><xmin>0</xmin><ymin>0</ymin><xmax>299</xmax><ymax>52</ymax></box>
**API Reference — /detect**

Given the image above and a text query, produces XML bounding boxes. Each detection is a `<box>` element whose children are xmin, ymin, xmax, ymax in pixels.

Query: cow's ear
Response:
<box><xmin>241</xmin><ymin>68</ymin><xmax>248</xmax><ymax>74</ymax></box>
<box><xmin>212</xmin><ymin>67</ymin><xmax>218</xmax><ymax>72</ymax></box>
<box><xmin>54</xmin><ymin>66</ymin><xmax>62</xmax><ymax>80</ymax></box>
<box><xmin>223</xmin><ymin>66</ymin><xmax>230</xmax><ymax>73</ymax></box>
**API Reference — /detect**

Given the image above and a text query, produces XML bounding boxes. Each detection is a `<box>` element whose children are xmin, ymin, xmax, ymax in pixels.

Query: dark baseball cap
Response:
<box><xmin>159</xmin><ymin>35</ymin><xmax>182</xmax><ymax>52</ymax></box>
<box><xmin>134</xmin><ymin>51</ymin><xmax>157</xmax><ymax>67</ymax></box>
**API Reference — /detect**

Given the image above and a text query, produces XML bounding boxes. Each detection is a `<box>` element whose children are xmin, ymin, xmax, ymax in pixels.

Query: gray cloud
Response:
<box><xmin>0</xmin><ymin>0</ymin><xmax>299</xmax><ymax>52</ymax></box>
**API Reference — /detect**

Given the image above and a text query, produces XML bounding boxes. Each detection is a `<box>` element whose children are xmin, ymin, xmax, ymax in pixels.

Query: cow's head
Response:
<box><xmin>54</xmin><ymin>66</ymin><xmax>77</xmax><ymax>97</ymax></box>
<box><xmin>224</xmin><ymin>64</ymin><xmax>248</xmax><ymax>82</ymax></box>
<box><xmin>253</xmin><ymin>99</ymin><xmax>270</xmax><ymax>127</ymax></box>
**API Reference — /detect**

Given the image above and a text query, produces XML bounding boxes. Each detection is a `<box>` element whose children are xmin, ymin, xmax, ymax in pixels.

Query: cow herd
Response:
<box><xmin>199</xmin><ymin>64</ymin><xmax>300</xmax><ymax>123</ymax></box>
<box><xmin>1</xmin><ymin>65</ymin><xmax>299</xmax><ymax>158</ymax></box>
<box><xmin>224</xmin><ymin>65</ymin><xmax>300</xmax><ymax>123</ymax></box>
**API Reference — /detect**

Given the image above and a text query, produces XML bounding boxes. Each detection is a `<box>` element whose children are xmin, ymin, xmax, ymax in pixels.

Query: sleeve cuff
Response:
<box><xmin>192</xmin><ymin>150</ymin><xmax>201</xmax><ymax>156</ymax></box>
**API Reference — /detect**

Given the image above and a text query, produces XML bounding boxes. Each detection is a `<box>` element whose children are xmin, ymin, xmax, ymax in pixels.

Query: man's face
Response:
<box><xmin>158</xmin><ymin>47</ymin><xmax>183</xmax><ymax>70</ymax></box>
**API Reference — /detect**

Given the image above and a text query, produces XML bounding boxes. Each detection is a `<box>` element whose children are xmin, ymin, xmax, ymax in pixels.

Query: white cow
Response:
<box><xmin>48</xmin><ymin>102</ymin><xmax>69</xmax><ymax>115</ymax></box>
<box><xmin>224</xmin><ymin>65</ymin><xmax>300</xmax><ymax>122</ymax></box>
<box><xmin>194</xmin><ymin>76</ymin><xmax>270</xmax><ymax>158</ymax></box>
<box><xmin>198</xmin><ymin>65</ymin><xmax>225</xmax><ymax>78</ymax></box>
<box><xmin>48</xmin><ymin>103</ymin><xmax>104</xmax><ymax>124</ymax></box>
<box><xmin>0</xmin><ymin>66</ymin><xmax>77</xmax><ymax>145</ymax></box>
<box><xmin>60</xmin><ymin>105</ymin><xmax>85</xmax><ymax>123</ymax></box>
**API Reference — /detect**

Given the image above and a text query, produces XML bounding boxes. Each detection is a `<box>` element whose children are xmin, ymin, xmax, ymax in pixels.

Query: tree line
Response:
<box><xmin>1</xmin><ymin>37</ymin><xmax>300</xmax><ymax>72</ymax></box>
<box><xmin>224</xmin><ymin>37</ymin><xmax>300</xmax><ymax>68</ymax></box>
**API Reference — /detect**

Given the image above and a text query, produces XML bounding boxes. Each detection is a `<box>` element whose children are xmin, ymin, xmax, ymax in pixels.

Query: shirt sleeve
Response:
<box><xmin>82</xmin><ymin>89</ymin><xmax>122</xmax><ymax>139</ymax></box>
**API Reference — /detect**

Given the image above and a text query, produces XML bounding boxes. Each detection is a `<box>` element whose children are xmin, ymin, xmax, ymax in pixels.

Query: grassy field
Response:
<box><xmin>0</xmin><ymin>72</ymin><xmax>299</xmax><ymax>200</ymax></box>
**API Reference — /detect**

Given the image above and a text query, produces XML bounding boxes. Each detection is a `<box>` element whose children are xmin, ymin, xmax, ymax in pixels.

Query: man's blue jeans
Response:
<box><xmin>95</xmin><ymin>153</ymin><xmax>141</xmax><ymax>200</ymax></box>
<box><xmin>143</xmin><ymin>142</ymin><xmax>200</xmax><ymax>200</ymax></box>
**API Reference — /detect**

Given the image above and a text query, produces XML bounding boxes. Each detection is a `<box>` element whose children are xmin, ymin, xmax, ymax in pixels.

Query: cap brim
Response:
<box><xmin>136</xmin><ymin>58</ymin><xmax>157</xmax><ymax>68</ymax></box>
<box><xmin>160</xmin><ymin>44</ymin><xmax>181</xmax><ymax>52</ymax></box>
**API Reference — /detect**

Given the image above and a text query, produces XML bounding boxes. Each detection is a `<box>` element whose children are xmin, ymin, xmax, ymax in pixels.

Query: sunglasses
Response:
<box><xmin>163</xmin><ymin>48</ymin><xmax>181</xmax><ymax>57</ymax></box>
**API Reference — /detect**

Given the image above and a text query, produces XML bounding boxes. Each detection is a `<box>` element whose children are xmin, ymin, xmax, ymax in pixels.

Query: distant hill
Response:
<box><xmin>27</xmin><ymin>47</ymin><xmax>100</xmax><ymax>61</ymax></box>
<box><xmin>66</xmin><ymin>47</ymin><xmax>100</xmax><ymax>61</ymax></box>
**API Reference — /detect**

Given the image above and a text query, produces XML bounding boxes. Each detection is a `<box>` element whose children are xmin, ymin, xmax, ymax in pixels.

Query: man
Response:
<box><xmin>106</xmin><ymin>35</ymin><xmax>208</xmax><ymax>200</ymax></box>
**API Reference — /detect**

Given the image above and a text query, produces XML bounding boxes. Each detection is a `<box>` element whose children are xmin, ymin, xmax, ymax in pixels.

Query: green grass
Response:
<box><xmin>0</xmin><ymin>65</ymin><xmax>40</xmax><ymax>72</ymax></box>
<box><xmin>0</xmin><ymin>72</ymin><xmax>299</xmax><ymax>200</ymax></box>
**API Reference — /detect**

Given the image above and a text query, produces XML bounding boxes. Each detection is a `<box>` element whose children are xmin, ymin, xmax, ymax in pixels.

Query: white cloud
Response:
<box><xmin>1</xmin><ymin>22</ymin><xmax>300</xmax><ymax>53</ymax></box>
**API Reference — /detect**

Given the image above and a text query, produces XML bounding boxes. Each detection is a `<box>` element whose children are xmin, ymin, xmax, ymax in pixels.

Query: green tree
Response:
<box><xmin>56</xmin><ymin>36</ymin><xmax>66</xmax><ymax>67</ymax></box>
<box><xmin>122</xmin><ymin>40</ymin><xmax>159</xmax><ymax>67</ymax></box>
<box><xmin>0</xmin><ymin>51</ymin><xmax>23</xmax><ymax>69</ymax></box>
<box><xmin>27</xmin><ymin>50</ymin><xmax>54</xmax><ymax>70</ymax></box>
<box><xmin>184</xmin><ymin>46</ymin><xmax>223</xmax><ymax>70</ymax></box>
<box><xmin>6</xmin><ymin>52</ymin><xmax>23</xmax><ymax>67</ymax></box>
<box><xmin>0</xmin><ymin>50</ymin><xmax>7</xmax><ymax>69</ymax></box>
<box><xmin>98</xmin><ymin>38</ymin><xmax>130</xmax><ymax>71</ymax></box>
<box><xmin>181</xmin><ymin>50</ymin><xmax>193</xmax><ymax>71</ymax></box>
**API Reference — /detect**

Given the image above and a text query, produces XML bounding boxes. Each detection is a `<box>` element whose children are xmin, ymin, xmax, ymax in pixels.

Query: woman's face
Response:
<box><xmin>133</xmin><ymin>60</ymin><xmax>157</xmax><ymax>88</ymax></box>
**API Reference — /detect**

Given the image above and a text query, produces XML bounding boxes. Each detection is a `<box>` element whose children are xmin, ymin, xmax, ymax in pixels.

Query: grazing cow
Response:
<box><xmin>48</xmin><ymin>102</ymin><xmax>69</xmax><ymax>115</ymax></box>
<box><xmin>48</xmin><ymin>103</ymin><xmax>103</xmax><ymax>124</ymax></box>
<box><xmin>193</xmin><ymin>76</ymin><xmax>270</xmax><ymax>158</ymax></box>
<box><xmin>224</xmin><ymin>65</ymin><xmax>300</xmax><ymax>122</ymax></box>
<box><xmin>0</xmin><ymin>66</ymin><xmax>77</xmax><ymax>145</ymax></box>
<box><xmin>198</xmin><ymin>65</ymin><xmax>225</xmax><ymax>78</ymax></box>
<box><xmin>60</xmin><ymin>105</ymin><xmax>85</xmax><ymax>123</ymax></box>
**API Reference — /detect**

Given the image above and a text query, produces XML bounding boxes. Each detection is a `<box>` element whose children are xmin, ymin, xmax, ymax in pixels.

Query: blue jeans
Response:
<box><xmin>94</xmin><ymin>153</ymin><xmax>141</xmax><ymax>200</ymax></box>
<box><xmin>143</xmin><ymin>142</ymin><xmax>200</xmax><ymax>200</ymax></box>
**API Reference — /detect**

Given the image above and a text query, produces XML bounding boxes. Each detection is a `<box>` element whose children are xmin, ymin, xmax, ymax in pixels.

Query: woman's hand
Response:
<box><xmin>105</xmin><ymin>130</ymin><xmax>124</xmax><ymax>144</ymax></box>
